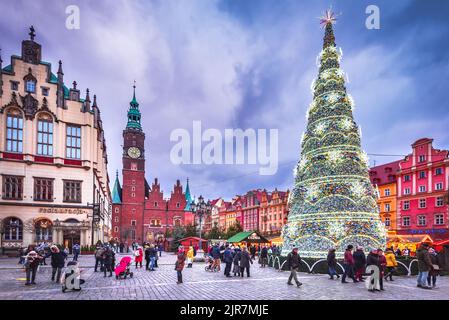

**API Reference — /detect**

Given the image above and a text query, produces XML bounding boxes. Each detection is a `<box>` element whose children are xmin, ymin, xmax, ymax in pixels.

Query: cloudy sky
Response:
<box><xmin>1</xmin><ymin>0</ymin><xmax>448</xmax><ymax>200</ymax></box>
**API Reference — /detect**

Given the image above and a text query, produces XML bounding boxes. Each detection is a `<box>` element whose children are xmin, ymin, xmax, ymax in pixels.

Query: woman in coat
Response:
<box><xmin>186</xmin><ymin>246</ymin><xmax>194</xmax><ymax>268</ymax></box>
<box><xmin>353</xmin><ymin>246</ymin><xmax>366</xmax><ymax>282</ymax></box>
<box><xmin>175</xmin><ymin>247</ymin><xmax>186</xmax><ymax>284</ymax></box>
<box><xmin>239</xmin><ymin>246</ymin><xmax>253</xmax><ymax>278</ymax></box>
<box><xmin>427</xmin><ymin>248</ymin><xmax>439</xmax><ymax>288</ymax></box>
<box><xmin>50</xmin><ymin>245</ymin><xmax>66</xmax><ymax>282</ymax></box>
<box><xmin>102</xmin><ymin>247</ymin><xmax>114</xmax><ymax>277</ymax></box>
<box><xmin>134</xmin><ymin>246</ymin><xmax>143</xmax><ymax>269</ymax></box>
<box><xmin>232</xmin><ymin>247</ymin><xmax>241</xmax><ymax>277</ymax></box>
<box><xmin>384</xmin><ymin>249</ymin><xmax>398</xmax><ymax>281</ymax></box>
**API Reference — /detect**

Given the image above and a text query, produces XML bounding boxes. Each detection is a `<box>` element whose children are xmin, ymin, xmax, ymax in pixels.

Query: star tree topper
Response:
<box><xmin>320</xmin><ymin>8</ymin><xmax>338</xmax><ymax>27</ymax></box>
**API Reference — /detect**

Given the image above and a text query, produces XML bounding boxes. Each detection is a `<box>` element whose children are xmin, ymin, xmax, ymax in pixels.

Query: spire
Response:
<box><xmin>126</xmin><ymin>82</ymin><xmax>142</xmax><ymax>130</ymax></box>
<box><xmin>93</xmin><ymin>94</ymin><xmax>98</xmax><ymax>107</ymax></box>
<box><xmin>56</xmin><ymin>60</ymin><xmax>65</xmax><ymax>108</ymax></box>
<box><xmin>82</xmin><ymin>88</ymin><xmax>91</xmax><ymax>112</ymax></box>
<box><xmin>184</xmin><ymin>178</ymin><xmax>193</xmax><ymax>211</ymax></box>
<box><xmin>112</xmin><ymin>170</ymin><xmax>122</xmax><ymax>204</ymax></box>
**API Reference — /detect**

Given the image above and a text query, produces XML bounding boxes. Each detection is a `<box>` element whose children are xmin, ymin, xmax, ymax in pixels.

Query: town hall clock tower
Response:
<box><xmin>120</xmin><ymin>84</ymin><xmax>146</xmax><ymax>242</ymax></box>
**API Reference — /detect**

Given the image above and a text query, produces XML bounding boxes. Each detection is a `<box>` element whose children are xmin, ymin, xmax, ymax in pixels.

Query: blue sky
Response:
<box><xmin>1</xmin><ymin>0</ymin><xmax>448</xmax><ymax>200</ymax></box>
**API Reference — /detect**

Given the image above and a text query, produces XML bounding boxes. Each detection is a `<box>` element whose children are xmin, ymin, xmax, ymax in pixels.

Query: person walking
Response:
<box><xmin>94</xmin><ymin>245</ymin><xmax>105</xmax><ymax>272</ymax></box>
<box><xmin>249</xmin><ymin>245</ymin><xmax>256</xmax><ymax>261</ymax></box>
<box><xmin>144</xmin><ymin>245</ymin><xmax>151</xmax><ymax>270</ymax></box>
<box><xmin>260</xmin><ymin>246</ymin><xmax>268</xmax><ymax>268</ymax></box>
<box><xmin>427</xmin><ymin>247</ymin><xmax>439</xmax><ymax>288</ymax></box>
<box><xmin>102</xmin><ymin>247</ymin><xmax>114</xmax><ymax>277</ymax></box>
<box><xmin>50</xmin><ymin>245</ymin><xmax>66</xmax><ymax>283</ymax></box>
<box><xmin>377</xmin><ymin>249</ymin><xmax>386</xmax><ymax>290</ymax></box>
<box><xmin>175</xmin><ymin>247</ymin><xmax>186</xmax><ymax>284</ymax></box>
<box><xmin>341</xmin><ymin>245</ymin><xmax>357</xmax><ymax>283</ymax></box>
<box><xmin>24</xmin><ymin>251</ymin><xmax>42</xmax><ymax>286</ymax></box>
<box><xmin>223</xmin><ymin>245</ymin><xmax>233</xmax><ymax>277</ymax></box>
<box><xmin>134</xmin><ymin>246</ymin><xmax>143</xmax><ymax>269</ymax></box>
<box><xmin>211</xmin><ymin>244</ymin><xmax>221</xmax><ymax>272</ymax></box>
<box><xmin>353</xmin><ymin>246</ymin><xmax>366</xmax><ymax>282</ymax></box>
<box><xmin>366</xmin><ymin>249</ymin><xmax>382</xmax><ymax>291</ymax></box>
<box><xmin>384</xmin><ymin>248</ymin><xmax>397</xmax><ymax>281</ymax></box>
<box><xmin>72</xmin><ymin>243</ymin><xmax>80</xmax><ymax>261</ymax></box>
<box><xmin>186</xmin><ymin>246</ymin><xmax>194</xmax><ymax>268</ymax></box>
<box><xmin>239</xmin><ymin>246</ymin><xmax>253</xmax><ymax>278</ymax></box>
<box><xmin>232</xmin><ymin>247</ymin><xmax>241</xmax><ymax>277</ymax></box>
<box><xmin>327</xmin><ymin>248</ymin><xmax>340</xmax><ymax>280</ymax></box>
<box><xmin>416</xmin><ymin>243</ymin><xmax>433</xmax><ymax>289</ymax></box>
<box><xmin>286</xmin><ymin>247</ymin><xmax>302</xmax><ymax>287</ymax></box>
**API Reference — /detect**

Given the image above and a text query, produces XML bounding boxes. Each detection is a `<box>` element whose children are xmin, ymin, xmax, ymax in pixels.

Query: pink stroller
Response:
<box><xmin>115</xmin><ymin>256</ymin><xmax>133</xmax><ymax>279</ymax></box>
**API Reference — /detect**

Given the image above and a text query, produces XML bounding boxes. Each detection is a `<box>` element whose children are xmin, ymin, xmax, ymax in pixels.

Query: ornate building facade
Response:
<box><xmin>259</xmin><ymin>189</ymin><xmax>289</xmax><ymax>236</ymax></box>
<box><xmin>396</xmin><ymin>138</ymin><xmax>449</xmax><ymax>241</ymax></box>
<box><xmin>0</xmin><ymin>27</ymin><xmax>112</xmax><ymax>254</ymax></box>
<box><xmin>111</xmin><ymin>87</ymin><xmax>193</xmax><ymax>245</ymax></box>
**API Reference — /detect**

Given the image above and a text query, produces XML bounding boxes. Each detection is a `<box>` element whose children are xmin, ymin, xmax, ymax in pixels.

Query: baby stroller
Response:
<box><xmin>61</xmin><ymin>261</ymin><xmax>85</xmax><ymax>292</ymax></box>
<box><xmin>204</xmin><ymin>255</ymin><xmax>219</xmax><ymax>272</ymax></box>
<box><xmin>115</xmin><ymin>256</ymin><xmax>134</xmax><ymax>279</ymax></box>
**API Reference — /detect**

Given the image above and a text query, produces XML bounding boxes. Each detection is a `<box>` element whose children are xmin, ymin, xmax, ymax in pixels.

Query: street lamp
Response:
<box><xmin>190</xmin><ymin>195</ymin><xmax>212</xmax><ymax>262</ymax></box>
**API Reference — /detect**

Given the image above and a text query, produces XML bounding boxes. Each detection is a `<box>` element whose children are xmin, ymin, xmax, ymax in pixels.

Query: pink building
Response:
<box><xmin>242</xmin><ymin>190</ymin><xmax>263</xmax><ymax>232</ymax></box>
<box><xmin>396</xmin><ymin>138</ymin><xmax>449</xmax><ymax>241</ymax></box>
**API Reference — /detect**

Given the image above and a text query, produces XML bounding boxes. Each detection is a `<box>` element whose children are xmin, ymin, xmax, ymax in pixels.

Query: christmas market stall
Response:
<box><xmin>178</xmin><ymin>236</ymin><xmax>208</xmax><ymax>251</ymax></box>
<box><xmin>387</xmin><ymin>234</ymin><xmax>434</xmax><ymax>256</ymax></box>
<box><xmin>226</xmin><ymin>231</ymin><xmax>270</xmax><ymax>247</ymax></box>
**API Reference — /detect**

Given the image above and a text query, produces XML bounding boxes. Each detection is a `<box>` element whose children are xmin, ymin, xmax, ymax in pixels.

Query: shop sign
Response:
<box><xmin>248</xmin><ymin>233</ymin><xmax>261</xmax><ymax>240</ymax></box>
<box><xmin>39</xmin><ymin>208</ymin><xmax>87</xmax><ymax>215</ymax></box>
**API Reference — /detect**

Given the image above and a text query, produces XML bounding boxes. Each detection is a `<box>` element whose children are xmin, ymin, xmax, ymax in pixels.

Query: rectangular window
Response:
<box><xmin>131</xmin><ymin>220</ymin><xmax>136</xmax><ymax>226</ymax></box>
<box><xmin>418</xmin><ymin>155</ymin><xmax>426</xmax><ymax>163</ymax></box>
<box><xmin>41</xmin><ymin>87</ymin><xmax>49</xmax><ymax>96</ymax></box>
<box><xmin>37</xmin><ymin>119</ymin><xmax>53</xmax><ymax>156</ymax></box>
<box><xmin>404</xmin><ymin>188</ymin><xmax>411</xmax><ymax>195</ymax></box>
<box><xmin>403</xmin><ymin>201</ymin><xmax>410</xmax><ymax>210</ymax></box>
<box><xmin>6</xmin><ymin>113</ymin><xmax>23</xmax><ymax>153</ymax></box>
<box><xmin>419</xmin><ymin>185</ymin><xmax>426</xmax><ymax>193</ymax></box>
<box><xmin>435</xmin><ymin>183</ymin><xmax>443</xmax><ymax>191</ymax></box>
<box><xmin>11</xmin><ymin>81</ymin><xmax>19</xmax><ymax>91</ymax></box>
<box><xmin>63</xmin><ymin>180</ymin><xmax>82</xmax><ymax>203</ymax></box>
<box><xmin>404</xmin><ymin>175</ymin><xmax>410</xmax><ymax>182</ymax></box>
<box><xmin>435</xmin><ymin>214</ymin><xmax>444</xmax><ymax>226</ymax></box>
<box><xmin>66</xmin><ymin>125</ymin><xmax>81</xmax><ymax>159</ymax></box>
<box><xmin>418</xmin><ymin>215</ymin><xmax>427</xmax><ymax>226</ymax></box>
<box><xmin>435</xmin><ymin>168</ymin><xmax>443</xmax><ymax>175</ymax></box>
<box><xmin>384</xmin><ymin>189</ymin><xmax>391</xmax><ymax>196</ymax></box>
<box><xmin>34</xmin><ymin>178</ymin><xmax>53</xmax><ymax>201</ymax></box>
<box><xmin>419</xmin><ymin>198</ymin><xmax>426</xmax><ymax>209</ymax></box>
<box><xmin>385</xmin><ymin>217</ymin><xmax>391</xmax><ymax>227</ymax></box>
<box><xmin>2</xmin><ymin>175</ymin><xmax>23</xmax><ymax>200</ymax></box>
<box><xmin>402</xmin><ymin>216</ymin><xmax>410</xmax><ymax>227</ymax></box>
<box><xmin>385</xmin><ymin>203</ymin><xmax>391</xmax><ymax>212</ymax></box>
<box><xmin>26</xmin><ymin>81</ymin><xmax>36</xmax><ymax>93</ymax></box>
<box><xmin>436</xmin><ymin>197</ymin><xmax>444</xmax><ymax>207</ymax></box>
<box><xmin>419</xmin><ymin>171</ymin><xmax>426</xmax><ymax>179</ymax></box>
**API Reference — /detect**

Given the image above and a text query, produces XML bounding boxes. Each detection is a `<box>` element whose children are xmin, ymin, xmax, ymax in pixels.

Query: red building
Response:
<box><xmin>396</xmin><ymin>138</ymin><xmax>449</xmax><ymax>241</ymax></box>
<box><xmin>242</xmin><ymin>190</ymin><xmax>263</xmax><ymax>231</ymax></box>
<box><xmin>111</xmin><ymin>86</ymin><xmax>193</xmax><ymax>245</ymax></box>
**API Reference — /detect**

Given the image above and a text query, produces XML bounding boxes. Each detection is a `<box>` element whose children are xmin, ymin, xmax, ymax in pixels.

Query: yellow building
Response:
<box><xmin>0</xmin><ymin>27</ymin><xmax>111</xmax><ymax>254</ymax></box>
<box><xmin>369</xmin><ymin>161</ymin><xmax>401</xmax><ymax>234</ymax></box>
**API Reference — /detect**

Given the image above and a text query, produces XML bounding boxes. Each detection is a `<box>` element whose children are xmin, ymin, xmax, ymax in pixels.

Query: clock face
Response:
<box><xmin>127</xmin><ymin>147</ymin><xmax>141</xmax><ymax>159</ymax></box>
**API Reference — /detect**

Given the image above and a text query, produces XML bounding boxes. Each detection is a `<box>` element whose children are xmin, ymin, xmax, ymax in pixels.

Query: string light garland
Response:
<box><xmin>282</xmin><ymin>11</ymin><xmax>387</xmax><ymax>258</ymax></box>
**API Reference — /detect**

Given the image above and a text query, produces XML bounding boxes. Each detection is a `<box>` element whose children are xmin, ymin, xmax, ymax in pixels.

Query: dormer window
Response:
<box><xmin>26</xmin><ymin>80</ymin><xmax>36</xmax><ymax>93</ymax></box>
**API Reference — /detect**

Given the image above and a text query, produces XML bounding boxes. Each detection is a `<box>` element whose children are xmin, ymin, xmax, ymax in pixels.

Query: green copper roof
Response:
<box><xmin>126</xmin><ymin>85</ymin><xmax>142</xmax><ymax>130</ymax></box>
<box><xmin>111</xmin><ymin>171</ymin><xmax>122</xmax><ymax>204</ymax></box>
<box><xmin>184</xmin><ymin>179</ymin><xmax>193</xmax><ymax>211</ymax></box>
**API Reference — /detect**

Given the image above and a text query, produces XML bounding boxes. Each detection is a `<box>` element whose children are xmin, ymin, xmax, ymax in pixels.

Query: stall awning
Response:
<box><xmin>387</xmin><ymin>234</ymin><xmax>433</xmax><ymax>244</ymax></box>
<box><xmin>227</xmin><ymin>231</ymin><xmax>269</xmax><ymax>243</ymax></box>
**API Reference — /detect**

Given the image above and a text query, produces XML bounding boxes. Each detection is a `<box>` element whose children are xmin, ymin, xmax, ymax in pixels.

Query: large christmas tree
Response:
<box><xmin>282</xmin><ymin>11</ymin><xmax>386</xmax><ymax>258</ymax></box>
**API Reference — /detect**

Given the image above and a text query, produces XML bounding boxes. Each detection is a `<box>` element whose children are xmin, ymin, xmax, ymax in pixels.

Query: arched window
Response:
<box><xmin>35</xmin><ymin>219</ymin><xmax>53</xmax><ymax>241</ymax></box>
<box><xmin>3</xmin><ymin>217</ymin><xmax>23</xmax><ymax>241</ymax></box>
<box><xmin>37</xmin><ymin>114</ymin><xmax>53</xmax><ymax>156</ymax></box>
<box><xmin>6</xmin><ymin>109</ymin><xmax>24</xmax><ymax>153</ymax></box>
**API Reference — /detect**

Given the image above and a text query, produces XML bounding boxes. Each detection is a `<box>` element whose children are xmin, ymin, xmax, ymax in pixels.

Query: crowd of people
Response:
<box><xmin>14</xmin><ymin>240</ymin><xmax>444</xmax><ymax>292</ymax></box>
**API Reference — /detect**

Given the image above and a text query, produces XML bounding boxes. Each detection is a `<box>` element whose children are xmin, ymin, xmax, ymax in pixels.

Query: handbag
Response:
<box><xmin>432</xmin><ymin>264</ymin><xmax>440</xmax><ymax>271</ymax></box>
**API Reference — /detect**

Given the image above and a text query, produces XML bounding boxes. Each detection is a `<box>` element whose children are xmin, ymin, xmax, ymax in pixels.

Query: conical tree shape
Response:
<box><xmin>282</xmin><ymin>19</ymin><xmax>386</xmax><ymax>258</ymax></box>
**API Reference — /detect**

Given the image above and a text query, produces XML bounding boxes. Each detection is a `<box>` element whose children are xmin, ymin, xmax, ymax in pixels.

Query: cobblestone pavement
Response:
<box><xmin>0</xmin><ymin>253</ymin><xmax>448</xmax><ymax>300</ymax></box>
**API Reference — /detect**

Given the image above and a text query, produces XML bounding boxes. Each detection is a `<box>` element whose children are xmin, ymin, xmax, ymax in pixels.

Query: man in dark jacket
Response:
<box><xmin>50</xmin><ymin>245</ymin><xmax>66</xmax><ymax>282</ymax></box>
<box><xmin>94</xmin><ymin>246</ymin><xmax>105</xmax><ymax>272</ymax></box>
<box><xmin>327</xmin><ymin>248</ymin><xmax>339</xmax><ymax>279</ymax></box>
<box><xmin>353</xmin><ymin>246</ymin><xmax>366</xmax><ymax>282</ymax></box>
<box><xmin>249</xmin><ymin>245</ymin><xmax>256</xmax><ymax>260</ymax></box>
<box><xmin>211</xmin><ymin>244</ymin><xmax>221</xmax><ymax>272</ymax></box>
<box><xmin>260</xmin><ymin>246</ymin><xmax>268</xmax><ymax>268</ymax></box>
<box><xmin>342</xmin><ymin>245</ymin><xmax>357</xmax><ymax>283</ymax></box>
<box><xmin>102</xmin><ymin>247</ymin><xmax>115</xmax><ymax>277</ymax></box>
<box><xmin>417</xmin><ymin>243</ymin><xmax>433</xmax><ymax>289</ymax></box>
<box><xmin>239</xmin><ymin>246</ymin><xmax>253</xmax><ymax>277</ymax></box>
<box><xmin>286</xmin><ymin>247</ymin><xmax>302</xmax><ymax>287</ymax></box>
<box><xmin>223</xmin><ymin>245</ymin><xmax>233</xmax><ymax>277</ymax></box>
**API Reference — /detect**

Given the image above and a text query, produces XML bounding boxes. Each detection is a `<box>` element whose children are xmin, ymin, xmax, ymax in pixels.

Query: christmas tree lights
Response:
<box><xmin>282</xmin><ymin>11</ymin><xmax>386</xmax><ymax>258</ymax></box>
